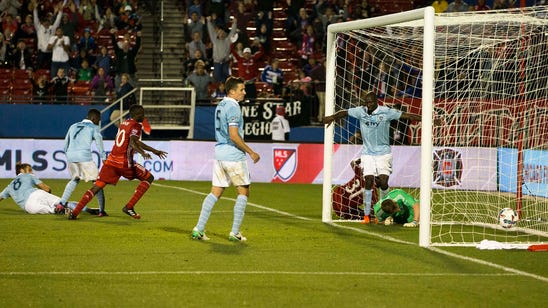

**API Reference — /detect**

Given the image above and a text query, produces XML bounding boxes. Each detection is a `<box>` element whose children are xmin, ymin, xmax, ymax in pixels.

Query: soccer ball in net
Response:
<box><xmin>498</xmin><ymin>208</ymin><xmax>518</xmax><ymax>229</ymax></box>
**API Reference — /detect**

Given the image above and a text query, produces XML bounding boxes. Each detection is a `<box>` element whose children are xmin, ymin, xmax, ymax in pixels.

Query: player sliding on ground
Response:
<box><xmin>374</xmin><ymin>189</ymin><xmax>420</xmax><ymax>228</ymax></box>
<box><xmin>67</xmin><ymin>105</ymin><xmax>168</xmax><ymax>220</ymax></box>
<box><xmin>323</xmin><ymin>90</ymin><xmax>421</xmax><ymax>224</ymax></box>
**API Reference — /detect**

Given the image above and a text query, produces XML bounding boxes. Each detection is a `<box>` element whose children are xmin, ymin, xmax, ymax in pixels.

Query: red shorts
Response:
<box><xmin>96</xmin><ymin>162</ymin><xmax>151</xmax><ymax>186</ymax></box>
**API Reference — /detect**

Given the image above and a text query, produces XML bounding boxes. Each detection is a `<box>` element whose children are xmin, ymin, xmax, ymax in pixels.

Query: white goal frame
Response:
<box><xmin>321</xmin><ymin>7</ymin><xmax>436</xmax><ymax>247</ymax></box>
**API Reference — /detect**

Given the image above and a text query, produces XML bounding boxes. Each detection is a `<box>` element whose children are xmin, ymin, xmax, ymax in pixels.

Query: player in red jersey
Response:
<box><xmin>332</xmin><ymin>158</ymin><xmax>378</xmax><ymax>221</ymax></box>
<box><xmin>67</xmin><ymin>105</ymin><xmax>168</xmax><ymax>220</ymax></box>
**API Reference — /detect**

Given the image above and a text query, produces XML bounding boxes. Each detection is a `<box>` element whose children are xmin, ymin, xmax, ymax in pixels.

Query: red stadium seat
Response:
<box><xmin>71</xmin><ymin>81</ymin><xmax>92</xmax><ymax>105</ymax></box>
<box><xmin>11</xmin><ymin>88</ymin><xmax>33</xmax><ymax>104</ymax></box>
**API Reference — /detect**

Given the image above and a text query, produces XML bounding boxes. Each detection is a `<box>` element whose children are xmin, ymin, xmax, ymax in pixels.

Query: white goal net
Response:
<box><xmin>322</xmin><ymin>6</ymin><xmax>548</xmax><ymax>247</ymax></box>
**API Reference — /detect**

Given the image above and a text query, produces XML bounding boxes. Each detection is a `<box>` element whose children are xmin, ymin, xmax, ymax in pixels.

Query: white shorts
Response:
<box><xmin>68</xmin><ymin>161</ymin><xmax>99</xmax><ymax>182</ymax></box>
<box><xmin>24</xmin><ymin>190</ymin><xmax>61</xmax><ymax>214</ymax></box>
<box><xmin>212</xmin><ymin>160</ymin><xmax>251</xmax><ymax>188</ymax></box>
<box><xmin>361</xmin><ymin>153</ymin><xmax>393</xmax><ymax>177</ymax></box>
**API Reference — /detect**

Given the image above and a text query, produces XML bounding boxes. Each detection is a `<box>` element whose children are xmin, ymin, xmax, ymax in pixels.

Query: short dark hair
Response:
<box><xmin>362</xmin><ymin>91</ymin><xmax>377</xmax><ymax>103</ymax></box>
<box><xmin>129</xmin><ymin>104</ymin><xmax>144</xmax><ymax>117</ymax></box>
<box><xmin>15</xmin><ymin>162</ymin><xmax>30</xmax><ymax>175</ymax></box>
<box><xmin>87</xmin><ymin>108</ymin><xmax>101</xmax><ymax>119</ymax></box>
<box><xmin>225</xmin><ymin>76</ymin><xmax>244</xmax><ymax>93</ymax></box>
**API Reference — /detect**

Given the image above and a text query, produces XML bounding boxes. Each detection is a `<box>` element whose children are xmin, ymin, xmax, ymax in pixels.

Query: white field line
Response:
<box><xmin>0</xmin><ymin>271</ymin><xmax>517</xmax><ymax>277</ymax></box>
<box><xmin>1</xmin><ymin>183</ymin><xmax>545</xmax><ymax>282</ymax></box>
<box><xmin>152</xmin><ymin>182</ymin><xmax>548</xmax><ymax>283</ymax></box>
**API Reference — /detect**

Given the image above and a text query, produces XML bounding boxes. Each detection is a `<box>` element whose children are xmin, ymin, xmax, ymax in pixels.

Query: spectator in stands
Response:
<box><xmin>298</xmin><ymin>24</ymin><xmax>316</xmax><ymax>67</ymax></box>
<box><xmin>256</xmin><ymin>23</ymin><xmax>272</xmax><ymax>55</ymax></box>
<box><xmin>0</xmin><ymin>33</ymin><xmax>9</xmax><ymax>67</ymax></box>
<box><xmin>47</xmin><ymin>27</ymin><xmax>71</xmax><ymax>78</ymax></box>
<box><xmin>50</xmin><ymin>67</ymin><xmax>72</xmax><ymax>104</ymax></box>
<box><xmin>233</xmin><ymin>0</ymin><xmax>253</xmax><ymax>45</ymax></box>
<box><xmin>288</xmin><ymin>7</ymin><xmax>311</xmax><ymax>45</ymax></box>
<box><xmin>472</xmin><ymin>0</ymin><xmax>491</xmax><ymax>11</ymax></box>
<box><xmin>10</xmin><ymin>39</ymin><xmax>34</xmax><ymax>71</ymax></box>
<box><xmin>432</xmin><ymin>0</ymin><xmax>449</xmax><ymax>13</ymax></box>
<box><xmin>77</xmin><ymin>59</ymin><xmax>93</xmax><ymax>81</ymax></box>
<box><xmin>492</xmin><ymin>0</ymin><xmax>516</xmax><ymax>9</ymax></box>
<box><xmin>93</xmin><ymin>45</ymin><xmax>113</xmax><ymax>77</ymax></box>
<box><xmin>187</xmin><ymin>30</ymin><xmax>207</xmax><ymax>60</ymax></box>
<box><xmin>309</xmin><ymin>57</ymin><xmax>326</xmax><ymax>123</ymax></box>
<box><xmin>90</xmin><ymin>67</ymin><xmax>114</xmax><ymax>104</ymax></box>
<box><xmin>255</xmin><ymin>9</ymin><xmax>273</xmax><ymax>37</ymax></box>
<box><xmin>30</xmin><ymin>72</ymin><xmax>50</xmax><ymax>104</ymax></box>
<box><xmin>0</xmin><ymin>0</ymin><xmax>22</xmax><ymax>17</ymax></box>
<box><xmin>33</xmin><ymin>0</ymin><xmax>63</xmax><ymax>70</ymax></box>
<box><xmin>97</xmin><ymin>7</ymin><xmax>117</xmax><ymax>32</ymax></box>
<box><xmin>210</xmin><ymin>81</ymin><xmax>226</xmax><ymax>100</ymax></box>
<box><xmin>285</xmin><ymin>0</ymin><xmax>305</xmax><ymax>39</ymax></box>
<box><xmin>231</xmin><ymin>43</ymin><xmax>264</xmax><ymax>100</ymax></box>
<box><xmin>186</xmin><ymin>59</ymin><xmax>215</xmax><ymax>103</ymax></box>
<box><xmin>79</xmin><ymin>0</ymin><xmax>95</xmax><ymax>21</ymax></box>
<box><xmin>208</xmin><ymin>0</ymin><xmax>230</xmax><ymax>26</ymax></box>
<box><xmin>111</xmin><ymin>72</ymin><xmax>136</xmax><ymax>125</ymax></box>
<box><xmin>446</xmin><ymin>0</ymin><xmax>470</xmax><ymax>12</ymax></box>
<box><xmin>115</xmin><ymin>4</ymin><xmax>141</xmax><ymax>31</ymax></box>
<box><xmin>78</xmin><ymin>28</ymin><xmax>97</xmax><ymax>54</ymax></box>
<box><xmin>16</xmin><ymin>14</ymin><xmax>37</xmax><ymax>40</ymax></box>
<box><xmin>183</xmin><ymin>49</ymin><xmax>210</xmax><ymax>79</ymax></box>
<box><xmin>188</xmin><ymin>0</ymin><xmax>203</xmax><ymax>19</ymax></box>
<box><xmin>261</xmin><ymin>58</ymin><xmax>284</xmax><ymax>96</ymax></box>
<box><xmin>2</xmin><ymin>13</ymin><xmax>19</xmax><ymax>36</ymax></box>
<box><xmin>183</xmin><ymin>11</ymin><xmax>205</xmax><ymax>43</ymax></box>
<box><xmin>60</xmin><ymin>4</ymin><xmax>80</xmax><ymax>52</ymax></box>
<box><xmin>111</xmin><ymin>28</ymin><xmax>141</xmax><ymax>88</ymax></box>
<box><xmin>207</xmin><ymin>15</ymin><xmax>238</xmax><ymax>83</ymax></box>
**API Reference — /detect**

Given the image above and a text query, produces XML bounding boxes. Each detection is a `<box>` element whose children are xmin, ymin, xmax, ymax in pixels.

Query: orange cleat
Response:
<box><xmin>361</xmin><ymin>215</ymin><xmax>371</xmax><ymax>224</ymax></box>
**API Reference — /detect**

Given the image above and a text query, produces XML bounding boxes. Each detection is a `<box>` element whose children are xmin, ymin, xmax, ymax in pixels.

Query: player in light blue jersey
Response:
<box><xmin>323</xmin><ymin>91</ymin><xmax>422</xmax><ymax>223</ymax></box>
<box><xmin>0</xmin><ymin>162</ymin><xmax>98</xmax><ymax>215</ymax></box>
<box><xmin>192</xmin><ymin>76</ymin><xmax>261</xmax><ymax>242</ymax></box>
<box><xmin>60</xmin><ymin>109</ymin><xmax>107</xmax><ymax>216</ymax></box>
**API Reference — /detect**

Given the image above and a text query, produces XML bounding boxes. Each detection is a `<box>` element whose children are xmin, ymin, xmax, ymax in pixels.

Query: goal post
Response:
<box><xmin>322</xmin><ymin>7</ymin><xmax>435</xmax><ymax>224</ymax></box>
<box><xmin>322</xmin><ymin>6</ymin><xmax>548</xmax><ymax>247</ymax></box>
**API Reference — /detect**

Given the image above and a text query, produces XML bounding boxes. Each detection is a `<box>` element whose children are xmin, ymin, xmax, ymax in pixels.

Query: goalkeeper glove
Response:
<box><xmin>403</xmin><ymin>220</ymin><xmax>418</xmax><ymax>228</ymax></box>
<box><xmin>384</xmin><ymin>216</ymin><xmax>394</xmax><ymax>226</ymax></box>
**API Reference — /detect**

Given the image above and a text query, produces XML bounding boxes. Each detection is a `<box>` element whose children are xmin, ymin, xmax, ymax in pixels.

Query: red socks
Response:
<box><xmin>73</xmin><ymin>190</ymin><xmax>95</xmax><ymax>217</ymax></box>
<box><xmin>126</xmin><ymin>181</ymin><xmax>151</xmax><ymax>208</ymax></box>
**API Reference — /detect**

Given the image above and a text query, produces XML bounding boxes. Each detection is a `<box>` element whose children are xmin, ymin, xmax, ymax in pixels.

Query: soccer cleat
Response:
<box><xmin>191</xmin><ymin>227</ymin><xmax>210</xmax><ymax>241</ymax></box>
<box><xmin>54</xmin><ymin>203</ymin><xmax>66</xmax><ymax>215</ymax></box>
<box><xmin>361</xmin><ymin>215</ymin><xmax>371</xmax><ymax>224</ymax></box>
<box><xmin>66</xmin><ymin>208</ymin><xmax>77</xmax><ymax>220</ymax></box>
<box><xmin>122</xmin><ymin>206</ymin><xmax>141</xmax><ymax>219</ymax></box>
<box><xmin>97</xmin><ymin>211</ymin><xmax>109</xmax><ymax>217</ymax></box>
<box><xmin>85</xmin><ymin>208</ymin><xmax>100</xmax><ymax>215</ymax></box>
<box><xmin>228</xmin><ymin>232</ymin><xmax>247</xmax><ymax>242</ymax></box>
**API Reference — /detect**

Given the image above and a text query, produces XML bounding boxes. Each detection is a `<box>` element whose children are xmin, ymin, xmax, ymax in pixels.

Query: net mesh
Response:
<box><xmin>328</xmin><ymin>7</ymin><xmax>548</xmax><ymax>245</ymax></box>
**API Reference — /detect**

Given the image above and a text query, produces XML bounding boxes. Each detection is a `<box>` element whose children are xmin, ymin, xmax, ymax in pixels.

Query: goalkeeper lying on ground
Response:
<box><xmin>373</xmin><ymin>189</ymin><xmax>419</xmax><ymax>227</ymax></box>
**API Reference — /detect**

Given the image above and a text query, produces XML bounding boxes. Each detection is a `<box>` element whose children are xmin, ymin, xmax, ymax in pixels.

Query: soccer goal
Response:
<box><xmin>322</xmin><ymin>6</ymin><xmax>548</xmax><ymax>247</ymax></box>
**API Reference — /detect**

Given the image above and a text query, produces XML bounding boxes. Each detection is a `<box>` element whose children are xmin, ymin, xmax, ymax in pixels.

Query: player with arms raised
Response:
<box><xmin>68</xmin><ymin>105</ymin><xmax>168</xmax><ymax>220</ymax></box>
<box><xmin>323</xmin><ymin>91</ymin><xmax>421</xmax><ymax>223</ymax></box>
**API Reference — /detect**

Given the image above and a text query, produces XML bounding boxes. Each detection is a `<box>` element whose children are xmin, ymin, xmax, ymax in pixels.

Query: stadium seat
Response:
<box><xmin>13</xmin><ymin>69</ymin><xmax>30</xmax><ymax>81</ymax></box>
<box><xmin>11</xmin><ymin>88</ymin><xmax>33</xmax><ymax>104</ymax></box>
<box><xmin>12</xmin><ymin>78</ymin><xmax>32</xmax><ymax>90</ymax></box>
<box><xmin>71</xmin><ymin>81</ymin><xmax>92</xmax><ymax>105</ymax></box>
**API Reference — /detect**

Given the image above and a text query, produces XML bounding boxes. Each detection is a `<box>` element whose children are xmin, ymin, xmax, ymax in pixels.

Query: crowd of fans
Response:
<box><xmin>0</xmin><ymin>0</ymin><xmax>542</xmax><ymax>124</ymax></box>
<box><xmin>0</xmin><ymin>0</ymin><xmax>141</xmax><ymax>106</ymax></box>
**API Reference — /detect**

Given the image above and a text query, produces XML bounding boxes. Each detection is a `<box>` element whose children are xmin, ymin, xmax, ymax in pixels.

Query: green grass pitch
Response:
<box><xmin>0</xmin><ymin>179</ymin><xmax>546</xmax><ymax>307</ymax></box>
